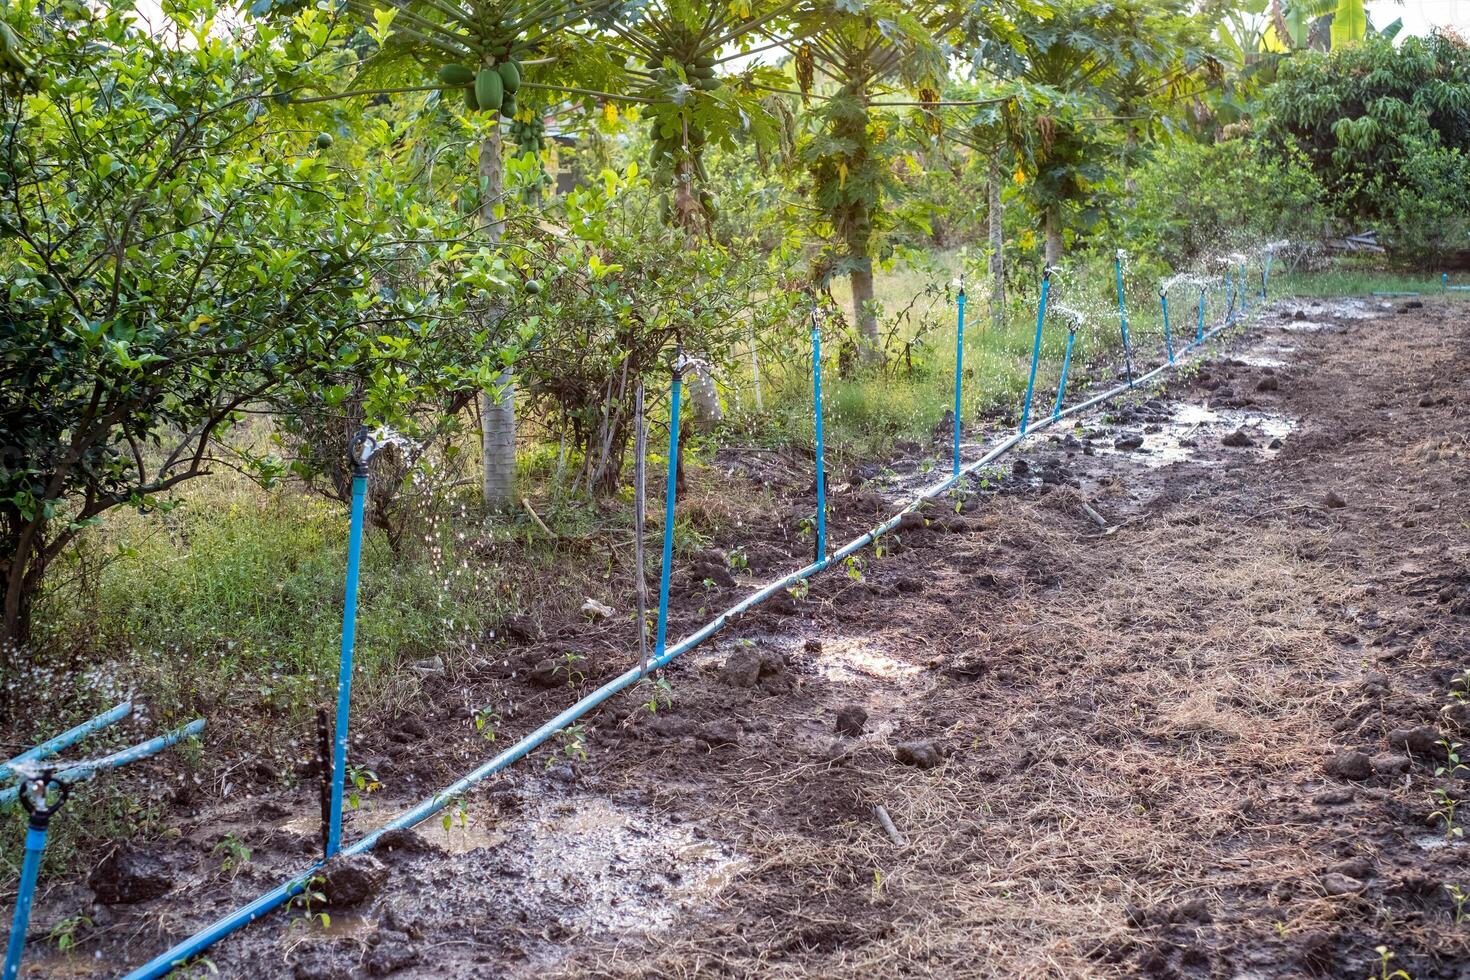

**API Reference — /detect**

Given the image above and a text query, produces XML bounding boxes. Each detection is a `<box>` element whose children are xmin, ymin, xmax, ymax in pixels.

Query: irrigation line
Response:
<box><xmin>123</xmin><ymin>303</ymin><xmax>1249</xmax><ymax>980</ymax></box>
<box><xmin>0</xmin><ymin>719</ymin><xmax>205</xmax><ymax>807</ymax></box>
<box><xmin>0</xmin><ymin>702</ymin><xmax>131</xmax><ymax>784</ymax></box>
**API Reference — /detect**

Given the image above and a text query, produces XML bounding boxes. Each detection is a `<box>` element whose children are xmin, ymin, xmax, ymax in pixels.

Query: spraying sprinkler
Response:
<box><xmin>1051</xmin><ymin>304</ymin><xmax>1086</xmax><ymax>419</ymax></box>
<box><xmin>1114</xmin><ymin>249</ymin><xmax>1134</xmax><ymax>385</ymax></box>
<box><xmin>1159</xmin><ymin>286</ymin><xmax>1174</xmax><ymax>365</ymax></box>
<box><xmin>4</xmin><ymin>771</ymin><xmax>68</xmax><ymax>980</ymax></box>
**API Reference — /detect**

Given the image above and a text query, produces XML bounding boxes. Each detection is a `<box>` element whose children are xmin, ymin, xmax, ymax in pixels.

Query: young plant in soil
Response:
<box><xmin>475</xmin><ymin>708</ymin><xmax>503</xmax><ymax>743</ymax></box>
<box><xmin>547</xmin><ymin>724</ymin><xmax>590</xmax><ymax>769</ymax></box>
<box><xmin>211</xmin><ymin>834</ymin><xmax>252</xmax><ymax>878</ymax></box>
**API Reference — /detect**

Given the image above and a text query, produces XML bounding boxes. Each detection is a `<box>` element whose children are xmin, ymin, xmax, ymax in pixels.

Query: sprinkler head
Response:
<box><xmin>349</xmin><ymin>425</ymin><xmax>378</xmax><ymax>476</ymax></box>
<box><xmin>17</xmin><ymin>769</ymin><xmax>68</xmax><ymax>828</ymax></box>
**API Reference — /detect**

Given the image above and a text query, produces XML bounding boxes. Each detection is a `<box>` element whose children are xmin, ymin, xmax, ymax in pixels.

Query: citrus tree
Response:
<box><xmin>0</xmin><ymin>1</ymin><xmax>491</xmax><ymax>660</ymax></box>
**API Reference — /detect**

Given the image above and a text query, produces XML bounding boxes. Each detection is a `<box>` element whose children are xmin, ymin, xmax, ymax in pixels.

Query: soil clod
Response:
<box><xmin>320</xmin><ymin>852</ymin><xmax>387</xmax><ymax>908</ymax></box>
<box><xmin>1221</xmin><ymin>428</ymin><xmax>1253</xmax><ymax>447</ymax></box>
<box><xmin>1323</xmin><ymin>749</ymin><xmax>1373</xmax><ymax>780</ymax></box>
<box><xmin>835</xmin><ymin>705</ymin><xmax>868</xmax><ymax>737</ymax></box>
<box><xmin>894</xmin><ymin>740</ymin><xmax>942</xmax><ymax>769</ymax></box>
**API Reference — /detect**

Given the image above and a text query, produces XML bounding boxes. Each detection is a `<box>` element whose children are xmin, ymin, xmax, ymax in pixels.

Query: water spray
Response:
<box><xmin>1114</xmin><ymin>250</ymin><xmax>1134</xmax><ymax>385</ymax></box>
<box><xmin>1050</xmin><ymin>304</ymin><xmax>1086</xmax><ymax>418</ymax></box>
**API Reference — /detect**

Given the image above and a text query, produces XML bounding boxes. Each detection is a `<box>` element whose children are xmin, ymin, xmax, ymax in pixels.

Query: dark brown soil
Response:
<box><xmin>20</xmin><ymin>297</ymin><xmax>1470</xmax><ymax>978</ymax></box>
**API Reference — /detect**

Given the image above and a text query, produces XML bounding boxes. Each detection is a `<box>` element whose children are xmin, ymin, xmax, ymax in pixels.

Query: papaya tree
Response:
<box><xmin>786</xmin><ymin>0</ymin><xmax>951</xmax><ymax>361</ymax></box>
<box><xmin>974</xmin><ymin>0</ymin><xmax>1218</xmax><ymax>262</ymax></box>
<box><xmin>609</xmin><ymin>0</ymin><xmax>797</xmax><ymax>232</ymax></box>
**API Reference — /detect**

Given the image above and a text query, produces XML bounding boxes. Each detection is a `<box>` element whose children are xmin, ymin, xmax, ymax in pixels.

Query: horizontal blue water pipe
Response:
<box><xmin>0</xmin><ymin>719</ymin><xmax>205</xmax><ymax>807</ymax></box>
<box><xmin>1372</xmin><ymin>291</ymin><xmax>1421</xmax><ymax>297</ymax></box>
<box><xmin>122</xmin><ymin>294</ymin><xmax>1257</xmax><ymax>980</ymax></box>
<box><xmin>0</xmin><ymin>702</ymin><xmax>131</xmax><ymax>784</ymax></box>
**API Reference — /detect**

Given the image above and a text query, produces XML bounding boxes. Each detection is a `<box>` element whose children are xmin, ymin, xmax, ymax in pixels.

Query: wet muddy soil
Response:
<box><xmin>19</xmin><ymin>295</ymin><xmax>1470</xmax><ymax>978</ymax></box>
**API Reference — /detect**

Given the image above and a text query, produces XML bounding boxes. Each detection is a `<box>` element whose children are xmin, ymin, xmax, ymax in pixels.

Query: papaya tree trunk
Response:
<box><xmin>850</xmin><ymin>253</ymin><xmax>879</xmax><ymax>360</ymax></box>
<box><xmin>988</xmin><ymin>150</ymin><xmax>1005</xmax><ymax>331</ymax></box>
<box><xmin>1044</xmin><ymin>204</ymin><xmax>1063</xmax><ymax>265</ymax></box>
<box><xmin>478</xmin><ymin>123</ymin><xmax>516</xmax><ymax>511</ymax></box>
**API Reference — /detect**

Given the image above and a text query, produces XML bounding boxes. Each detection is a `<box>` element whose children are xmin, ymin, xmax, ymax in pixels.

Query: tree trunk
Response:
<box><xmin>2</xmin><ymin>519</ymin><xmax>43</xmax><ymax>674</ymax></box>
<box><xmin>478</xmin><ymin>124</ymin><xmax>516</xmax><ymax>511</ymax></box>
<box><xmin>1044</xmin><ymin>205</ymin><xmax>1063</xmax><ymax>265</ymax></box>
<box><xmin>988</xmin><ymin>150</ymin><xmax>1005</xmax><ymax>331</ymax></box>
<box><xmin>850</xmin><ymin>255</ymin><xmax>879</xmax><ymax>360</ymax></box>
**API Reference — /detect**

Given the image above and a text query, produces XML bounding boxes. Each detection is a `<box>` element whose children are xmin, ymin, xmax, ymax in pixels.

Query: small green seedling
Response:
<box><xmin>726</xmin><ymin>548</ymin><xmax>749</xmax><ymax>572</ymax></box>
<box><xmin>211</xmin><ymin>834</ymin><xmax>251</xmax><ymax>876</ymax></box>
<box><xmin>844</xmin><ymin>555</ymin><xmax>864</xmax><ymax>582</ymax></box>
<box><xmin>787</xmin><ymin>578</ymin><xmax>810</xmax><ymax>600</ymax></box>
<box><xmin>287</xmin><ymin>875</ymin><xmax>330</xmax><ymax>932</ymax></box>
<box><xmin>474</xmin><ymin>707</ymin><xmax>502</xmax><ymax>743</ymax></box>
<box><xmin>1367</xmin><ymin>945</ymin><xmax>1411</xmax><ymax>980</ymax></box>
<box><xmin>638</xmin><ymin>676</ymin><xmax>674</xmax><ymax>714</ymax></box>
<box><xmin>346</xmin><ymin>764</ymin><xmax>380</xmax><ymax>810</ymax></box>
<box><xmin>554</xmin><ymin>651</ymin><xmax>586</xmax><ymax>688</ymax></box>
<box><xmin>47</xmin><ymin>915</ymin><xmax>92</xmax><ymax>953</ymax></box>
<box><xmin>547</xmin><ymin>723</ymin><xmax>589</xmax><ymax>769</ymax></box>
<box><xmin>1431</xmin><ymin>787</ymin><xmax>1462</xmax><ymax>839</ymax></box>
<box><xmin>1446</xmin><ymin>883</ymin><xmax>1467</xmax><ymax>925</ymax></box>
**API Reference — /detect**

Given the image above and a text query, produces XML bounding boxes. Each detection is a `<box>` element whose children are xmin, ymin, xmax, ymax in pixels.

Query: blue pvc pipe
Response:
<box><xmin>952</xmin><ymin>288</ymin><xmax>966</xmax><ymax>477</ymax></box>
<box><xmin>3</xmin><ymin>825</ymin><xmax>46</xmax><ymax>980</ymax></box>
<box><xmin>811</xmin><ymin>315</ymin><xmax>827</xmax><ymax>565</ymax></box>
<box><xmin>1052</xmin><ymin>328</ymin><xmax>1077</xmax><ymax>419</ymax></box>
<box><xmin>120</xmin><ymin>289</ymin><xmax>1257</xmax><ymax>980</ymax></box>
<box><xmin>0</xmin><ymin>719</ymin><xmax>205</xmax><ymax>807</ymax></box>
<box><xmin>1444</xmin><ymin>272</ymin><xmax>1450</xmax><ymax>292</ymax></box>
<box><xmin>1196</xmin><ymin>289</ymin><xmax>1205</xmax><ymax>343</ymax></box>
<box><xmin>1238</xmin><ymin>264</ymin><xmax>1247</xmax><ymax>311</ymax></box>
<box><xmin>326</xmin><ymin>473</ymin><xmax>367</xmax><ymax>859</ymax></box>
<box><xmin>1114</xmin><ymin>255</ymin><xmax>1133</xmax><ymax>383</ymax></box>
<box><xmin>654</xmin><ymin>367</ymin><xmax>682</xmax><ymax>661</ymax></box>
<box><xmin>0</xmin><ymin>702</ymin><xmax>131</xmax><ymax>784</ymax></box>
<box><xmin>1160</xmin><ymin>289</ymin><xmax>1174</xmax><ymax>364</ymax></box>
<box><xmin>1019</xmin><ymin>270</ymin><xmax>1051</xmax><ymax>433</ymax></box>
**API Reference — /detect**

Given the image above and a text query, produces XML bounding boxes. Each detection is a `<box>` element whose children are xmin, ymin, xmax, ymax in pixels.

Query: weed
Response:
<box><xmin>844</xmin><ymin>555</ymin><xmax>864</xmax><ymax>582</ymax></box>
<box><xmin>787</xmin><ymin>578</ymin><xmax>810</xmax><ymax>600</ymax></box>
<box><xmin>726</xmin><ymin>548</ymin><xmax>749</xmax><ymax>572</ymax></box>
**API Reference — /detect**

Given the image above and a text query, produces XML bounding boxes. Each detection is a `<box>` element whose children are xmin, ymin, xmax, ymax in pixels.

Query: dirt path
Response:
<box><xmin>28</xmin><ymin>298</ymin><xmax>1470</xmax><ymax>978</ymax></box>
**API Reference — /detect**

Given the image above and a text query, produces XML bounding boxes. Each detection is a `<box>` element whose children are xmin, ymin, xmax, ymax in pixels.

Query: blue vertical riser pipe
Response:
<box><xmin>653</xmin><ymin>360</ymin><xmax>682</xmax><ymax>665</ymax></box>
<box><xmin>327</xmin><ymin>428</ymin><xmax>372</xmax><ymax>859</ymax></box>
<box><xmin>1239</xmin><ymin>263</ymin><xmax>1248</xmax><ymax>313</ymax></box>
<box><xmin>810</xmin><ymin>313</ymin><xmax>827</xmax><ymax>568</ymax></box>
<box><xmin>1114</xmin><ymin>252</ymin><xmax>1134</xmax><ymax>385</ymax></box>
<box><xmin>4</xmin><ymin>776</ymin><xmax>68</xmax><ymax>980</ymax></box>
<box><xmin>951</xmin><ymin>286</ymin><xmax>966</xmax><ymax>477</ymax></box>
<box><xmin>1052</xmin><ymin>322</ymin><xmax>1077</xmax><ymax>420</ymax></box>
<box><xmin>1019</xmin><ymin>268</ymin><xmax>1051</xmax><ymax>434</ymax></box>
<box><xmin>1196</xmin><ymin>288</ymin><xmax>1206</xmax><ymax>344</ymax></box>
<box><xmin>1160</xmin><ymin>287</ymin><xmax>1174</xmax><ymax>365</ymax></box>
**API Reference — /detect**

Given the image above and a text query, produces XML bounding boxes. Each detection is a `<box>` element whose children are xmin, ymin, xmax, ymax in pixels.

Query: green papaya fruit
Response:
<box><xmin>694</xmin><ymin>76</ymin><xmax>720</xmax><ymax>91</ymax></box>
<box><xmin>497</xmin><ymin>60</ymin><xmax>521</xmax><ymax>94</ymax></box>
<box><xmin>438</xmin><ymin>63</ymin><xmax>475</xmax><ymax>86</ymax></box>
<box><xmin>316</xmin><ymin>132</ymin><xmax>334</xmax><ymax>149</ymax></box>
<box><xmin>475</xmin><ymin>68</ymin><xmax>503</xmax><ymax>112</ymax></box>
<box><xmin>694</xmin><ymin>55</ymin><xmax>715</xmax><ymax>70</ymax></box>
<box><xmin>463</xmin><ymin>84</ymin><xmax>479</xmax><ymax>111</ymax></box>
<box><xmin>500</xmin><ymin>93</ymin><xmax>518</xmax><ymax>119</ymax></box>
<box><xmin>524</xmin><ymin>279</ymin><xmax>542</xmax><ymax>295</ymax></box>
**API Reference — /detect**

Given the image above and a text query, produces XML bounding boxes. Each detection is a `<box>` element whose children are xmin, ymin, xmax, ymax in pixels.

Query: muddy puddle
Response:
<box><xmin>1092</xmin><ymin>403</ymin><xmax>1297</xmax><ymax>468</ymax></box>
